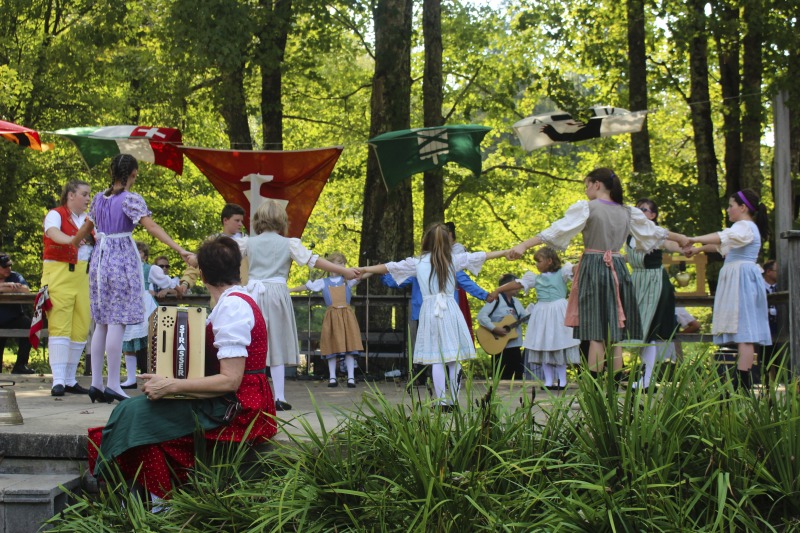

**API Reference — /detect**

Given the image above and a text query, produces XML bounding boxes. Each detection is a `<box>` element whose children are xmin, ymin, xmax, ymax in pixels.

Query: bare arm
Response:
<box><xmin>666</xmin><ymin>231</ymin><xmax>690</xmax><ymax>249</ymax></box>
<box><xmin>484</xmin><ymin>249</ymin><xmax>510</xmax><ymax>260</ymax></box>
<box><xmin>487</xmin><ymin>280</ymin><xmax>523</xmax><ymax>302</ymax></box>
<box><xmin>359</xmin><ymin>264</ymin><xmax>389</xmax><ymax>275</ymax></box>
<box><xmin>662</xmin><ymin>239</ymin><xmax>683</xmax><ymax>253</ymax></box>
<box><xmin>139</xmin><ymin>216</ymin><xmax>195</xmax><ymax>266</ymax></box>
<box><xmin>313</xmin><ymin>257</ymin><xmax>359</xmax><ymax>280</ymax></box>
<box><xmin>46</xmin><ymin>226</ymin><xmax>79</xmax><ymax>246</ymax></box>
<box><xmin>681</xmin><ymin>320</ymin><xmax>701</xmax><ymax>334</ymax></box>
<box><xmin>0</xmin><ymin>282</ymin><xmax>30</xmax><ymax>293</ymax></box>
<box><xmin>70</xmin><ymin>219</ymin><xmax>95</xmax><ymax>247</ymax></box>
<box><xmin>141</xmin><ymin>357</ymin><xmax>245</xmax><ymax>400</ymax></box>
<box><xmin>288</xmin><ymin>284</ymin><xmax>309</xmax><ymax>293</ymax></box>
<box><xmin>689</xmin><ymin>232</ymin><xmax>722</xmax><ymax>246</ymax></box>
<box><xmin>509</xmin><ymin>236</ymin><xmax>542</xmax><ymax>260</ymax></box>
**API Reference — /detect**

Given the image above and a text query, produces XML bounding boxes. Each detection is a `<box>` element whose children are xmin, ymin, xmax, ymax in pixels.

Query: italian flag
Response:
<box><xmin>54</xmin><ymin>125</ymin><xmax>184</xmax><ymax>174</ymax></box>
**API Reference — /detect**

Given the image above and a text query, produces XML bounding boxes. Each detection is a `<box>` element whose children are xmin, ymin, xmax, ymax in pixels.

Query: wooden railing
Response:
<box><xmin>1</xmin><ymin>282</ymin><xmax>794</xmax><ymax>372</ymax></box>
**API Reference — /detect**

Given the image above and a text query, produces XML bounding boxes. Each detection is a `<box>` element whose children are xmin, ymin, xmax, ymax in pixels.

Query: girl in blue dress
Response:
<box><xmin>686</xmin><ymin>189</ymin><xmax>770</xmax><ymax>390</ymax></box>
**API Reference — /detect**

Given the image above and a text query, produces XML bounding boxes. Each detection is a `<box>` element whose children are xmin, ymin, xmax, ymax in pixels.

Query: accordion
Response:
<box><xmin>148</xmin><ymin>306</ymin><xmax>208</xmax><ymax>398</ymax></box>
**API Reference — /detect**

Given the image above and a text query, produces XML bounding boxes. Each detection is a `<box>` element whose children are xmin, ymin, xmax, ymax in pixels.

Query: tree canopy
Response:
<box><xmin>1</xmin><ymin>0</ymin><xmax>797</xmax><ymax>299</ymax></box>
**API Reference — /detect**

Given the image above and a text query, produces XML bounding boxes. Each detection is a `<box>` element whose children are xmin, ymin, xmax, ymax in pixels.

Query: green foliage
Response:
<box><xmin>48</xmin><ymin>356</ymin><xmax>800</xmax><ymax>531</ymax></box>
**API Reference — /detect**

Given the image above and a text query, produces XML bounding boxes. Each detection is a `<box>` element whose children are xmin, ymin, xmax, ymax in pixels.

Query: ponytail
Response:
<box><xmin>586</xmin><ymin>167</ymin><xmax>624</xmax><ymax>204</ymax></box>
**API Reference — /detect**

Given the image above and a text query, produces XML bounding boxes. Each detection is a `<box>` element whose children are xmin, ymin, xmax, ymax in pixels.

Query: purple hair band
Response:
<box><xmin>737</xmin><ymin>191</ymin><xmax>757</xmax><ymax>213</ymax></box>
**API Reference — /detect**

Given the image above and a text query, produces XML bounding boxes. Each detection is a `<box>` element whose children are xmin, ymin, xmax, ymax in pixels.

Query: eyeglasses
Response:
<box><xmin>0</xmin><ymin>254</ymin><xmax>11</xmax><ymax>267</ymax></box>
<box><xmin>157</xmin><ymin>263</ymin><xmax>170</xmax><ymax>269</ymax></box>
<box><xmin>639</xmin><ymin>207</ymin><xmax>652</xmax><ymax>213</ymax></box>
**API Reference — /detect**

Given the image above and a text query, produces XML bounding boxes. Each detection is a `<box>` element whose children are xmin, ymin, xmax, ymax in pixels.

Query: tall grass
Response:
<box><xmin>48</xmin><ymin>350</ymin><xmax>800</xmax><ymax>531</ymax></box>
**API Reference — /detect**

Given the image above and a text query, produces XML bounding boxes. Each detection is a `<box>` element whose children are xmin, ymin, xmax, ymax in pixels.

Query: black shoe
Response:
<box><xmin>103</xmin><ymin>389</ymin><xmax>128</xmax><ymax>403</ymax></box>
<box><xmin>51</xmin><ymin>384</ymin><xmax>65</xmax><ymax>397</ymax></box>
<box><xmin>88</xmin><ymin>386</ymin><xmax>110</xmax><ymax>404</ymax></box>
<box><xmin>121</xmin><ymin>382</ymin><xmax>139</xmax><ymax>390</ymax></box>
<box><xmin>328</xmin><ymin>380</ymin><xmax>339</xmax><ymax>388</ymax></box>
<box><xmin>275</xmin><ymin>400</ymin><xmax>292</xmax><ymax>411</ymax></box>
<box><xmin>11</xmin><ymin>365</ymin><xmax>36</xmax><ymax>375</ymax></box>
<box><xmin>65</xmin><ymin>383</ymin><xmax>90</xmax><ymax>395</ymax></box>
<box><xmin>347</xmin><ymin>379</ymin><xmax>356</xmax><ymax>389</ymax></box>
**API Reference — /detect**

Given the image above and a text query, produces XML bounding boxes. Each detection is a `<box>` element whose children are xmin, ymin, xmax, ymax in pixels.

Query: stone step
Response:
<box><xmin>0</xmin><ymin>472</ymin><xmax>81</xmax><ymax>533</ymax></box>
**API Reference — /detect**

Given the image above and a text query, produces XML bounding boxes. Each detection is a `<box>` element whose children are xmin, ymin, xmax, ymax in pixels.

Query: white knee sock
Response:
<box><xmin>556</xmin><ymin>365</ymin><xmax>568</xmax><ymax>388</ymax></box>
<box><xmin>49</xmin><ymin>337</ymin><xmax>71</xmax><ymax>387</ymax></box>
<box><xmin>542</xmin><ymin>364</ymin><xmax>555</xmax><ymax>387</ymax></box>
<box><xmin>122</xmin><ymin>354</ymin><xmax>138</xmax><ymax>386</ymax></box>
<box><xmin>638</xmin><ymin>343</ymin><xmax>657</xmax><ymax>387</ymax></box>
<box><xmin>90</xmin><ymin>324</ymin><xmax>108</xmax><ymax>390</ymax></box>
<box><xmin>431</xmin><ymin>363</ymin><xmax>446</xmax><ymax>402</ymax></box>
<box><xmin>271</xmin><ymin>365</ymin><xmax>286</xmax><ymax>401</ymax></box>
<box><xmin>327</xmin><ymin>358</ymin><xmax>337</xmax><ymax>382</ymax></box>
<box><xmin>104</xmin><ymin>324</ymin><xmax>127</xmax><ymax>397</ymax></box>
<box><xmin>447</xmin><ymin>361</ymin><xmax>461</xmax><ymax>403</ymax></box>
<box><xmin>345</xmin><ymin>355</ymin><xmax>355</xmax><ymax>381</ymax></box>
<box><xmin>66</xmin><ymin>341</ymin><xmax>85</xmax><ymax>387</ymax></box>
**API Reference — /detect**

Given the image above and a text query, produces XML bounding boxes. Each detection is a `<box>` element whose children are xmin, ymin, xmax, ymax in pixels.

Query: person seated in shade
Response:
<box><xmin>0</xmin><ymin>252</ymin><xmax>34</xmax><ymax>374</ymax></box>
<box><xmin>88</xmin><ymin>235</ymin><xmax>277</xmax><ymax>502</ymax></box>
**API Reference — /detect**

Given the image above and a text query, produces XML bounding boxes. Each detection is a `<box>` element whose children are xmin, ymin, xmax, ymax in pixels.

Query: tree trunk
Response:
<box><xmin>422</xmin><ymin>0</ymin><xmax>444</xmax><ymax>228</ymax></box>
<box><xmin>258</xmin><ymin>0</ymin><xmax>293</xmax><ymax>150</ymax></box>
<box><xmin>740</xmin><ymin>0</ymin><xmax>764</xmax><ymax>191</ymax></box>
<box><xmin>712</xmin><ymin>0</ymin><xmax>742</xmax><ymax>198</ymax></box>
<box><xmin>626</xmin><ymin>0</ymin><xmax>652</xmax><ymax>177</ymax></box>
<box><xmin>687</xmin><ymin>0</ymin><xmax>721</xmax><ymax>233</ymax></box>
<box><xmin>220</xmin><ymin>66</ymin><xmax>253</xmax><ymax>150</ymax></box>
<box><xmin>360</xmin><ymin>0</ymin><xmax>414</xmax><ymax>272</ymax></box>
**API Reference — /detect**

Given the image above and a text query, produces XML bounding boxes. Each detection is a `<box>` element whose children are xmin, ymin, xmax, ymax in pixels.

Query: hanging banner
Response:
<box><xmin>0</xmin><ymin>120</ymin><xmax>54</xmax><ymax>151</ymax></box>
<box><xmin>181</xmin><ymin>146</ymin><xmax>343</xmax><ymax>237</ymax></box>
<box><xmin>54</xmin><ymin>125</ymin><xmax>183</xmax><ymax>174</ymax></box>
<box><xmin>513</xmin><ymin>106</ymin><xmax>648</xmax><ymax>151</ymax></box>
<box><xmin>368</xmin><ymin>125</ymin><xmax>491</xmax><ymax>189</ymax></box>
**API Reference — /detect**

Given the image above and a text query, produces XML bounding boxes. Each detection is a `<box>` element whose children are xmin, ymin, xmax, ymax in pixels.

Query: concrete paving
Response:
<box><xmin>0</xmin><ymin>372</ymin><xmax>562</xmax><ymax>460</ymax></box>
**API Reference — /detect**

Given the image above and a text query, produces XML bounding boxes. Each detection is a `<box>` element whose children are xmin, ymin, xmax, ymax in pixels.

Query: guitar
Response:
<box><xmin>476</xmin><ymin>314</ymin><xmax>530</xmax><ymax>355</ymax></box>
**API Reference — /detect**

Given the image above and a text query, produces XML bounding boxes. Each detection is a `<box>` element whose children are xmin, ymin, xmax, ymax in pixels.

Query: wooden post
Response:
<box><xmin>662</xmin><ymin>253</ymin><xmax>708</xmax><ymax>296</ymax></box>
<box><xmin>780</xmin><ymin>230</ymin><xmax>800</xmax><ymax>378</ymax></box>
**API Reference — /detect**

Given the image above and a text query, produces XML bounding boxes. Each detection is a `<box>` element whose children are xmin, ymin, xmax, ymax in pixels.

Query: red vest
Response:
<box><xmin>42</xmin><ymin>205</ymin><xmax>84</xmax><ymax>264</ymax></box>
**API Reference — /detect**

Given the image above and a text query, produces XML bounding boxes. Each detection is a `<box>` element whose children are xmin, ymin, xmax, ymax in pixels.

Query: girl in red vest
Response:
<box><xmin>42</xmin><ymin>180</ymin><xmax>93</xmax><ymax>396</ymax></box>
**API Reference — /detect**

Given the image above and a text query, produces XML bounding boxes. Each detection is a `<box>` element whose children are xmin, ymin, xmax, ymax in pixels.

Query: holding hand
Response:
<box><xmin>181</xmin><ymin>251</ymin><xmax>198</xmax><ymax>268</ymax></box>
<box><xmin>507</xmin><ymin>244</ymin><xmax>527</xmax><ymax>260</ymax></box>
<box><xmin>486</xmin><ymin>290</ymin><xmax>499</xmax><ymax>303</ymax></box>
<box><xmin>140</xmin><ymin>374</ymin><xmax>173</xmax><ymax>401</ymax></box>
<box><xmin>673</xmin><ymin>233</ymin><xmax>690</xmax><ymax>249</ymax></box>
<box><xmin>341</xmin><ymin>267</ymin><xmax>360</xmax><ymax>281</ymax></box>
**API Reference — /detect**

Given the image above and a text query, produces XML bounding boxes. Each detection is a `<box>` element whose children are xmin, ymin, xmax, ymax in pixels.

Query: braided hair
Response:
<box><xmin>106</xmin><ymin>154</ymin><xmax>138</xmax><ymax>195</ymax></box>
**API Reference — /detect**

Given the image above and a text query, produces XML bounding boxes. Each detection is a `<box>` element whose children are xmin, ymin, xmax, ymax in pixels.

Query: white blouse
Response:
<box><xmin>148</xmin><ymin>265</ymin><xmax>179</xmax><ymax>290</ymax></box>
<box><xmin>206</xmin><ymin>286</ymin><xmax>255</xmax><ymax>359</ymax></box>
<box><xmin>386</xmin><ymin>251</ymin><xmax>487</xmax><ymax>286</ymax></box>
<box><xmin>517</xmin><ymin>262</ymin><xmax>574</xmax><ymax>291</ymax></box>
<box><xmin>717</xmin><ymin>220</ymin><xmax>755</xmax><ymax>257</ymax></box>
<box><xmin>304</xmin><ymin>276</ymin><xmax>358</xmax><ymax>292</ymax></box>
<box><xmin>538</xmin><ymin>200</ymin><xmax>668</xmax><ymax>253</ymax></box>
<box><xmin>237</xmin><ymin>234</ymin><xmax>318</xmax><ymax>268</ymax></box>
